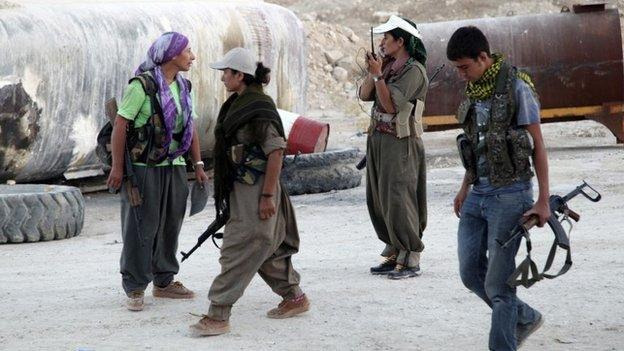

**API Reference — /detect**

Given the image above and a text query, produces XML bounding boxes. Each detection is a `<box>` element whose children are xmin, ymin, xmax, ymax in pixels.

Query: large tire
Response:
<box><xmin>0</xmin><ymin>184</ymin><xmax>85</xmax><ymax>244</ymax></box>
<box><xmin>281</xmin><ymin>148</ymin><xmax>364</xmax><ymax>195</ymax></box>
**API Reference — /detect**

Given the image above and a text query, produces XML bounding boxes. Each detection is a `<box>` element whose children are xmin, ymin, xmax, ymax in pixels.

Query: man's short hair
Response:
<box><xmin>446</xmin><ymin>26</ymin><xmax>490</xmax><ymax>61</ymax></box>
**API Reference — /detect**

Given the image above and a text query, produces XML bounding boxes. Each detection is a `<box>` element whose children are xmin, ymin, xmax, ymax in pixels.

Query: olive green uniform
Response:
<box><xmin>207</xmin><ymin>122</ymin><xmax>302</xmax><ymax>321</ymax></box>
<box><xmin>366</xmin><ymin>61</ymin><xmax>428</xmax><ymax>268</ymax></box>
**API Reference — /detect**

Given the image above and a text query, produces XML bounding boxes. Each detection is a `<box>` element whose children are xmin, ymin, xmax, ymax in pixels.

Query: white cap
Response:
<box><xmin>210</xmin><ymin>47</ymin><xmax>257</xmax><ymax>76</ymax></box>
<box><xmin>372</xmin><ymin>15</ymin><xmax>422</xmax><ymax>40</ymax></box>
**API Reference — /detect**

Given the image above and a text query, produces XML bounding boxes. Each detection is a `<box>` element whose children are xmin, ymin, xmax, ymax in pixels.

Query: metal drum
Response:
<box><xmin>420</xmin><ymin>4</ymin><xmax>624</xmax><ymax>142</ymax></box>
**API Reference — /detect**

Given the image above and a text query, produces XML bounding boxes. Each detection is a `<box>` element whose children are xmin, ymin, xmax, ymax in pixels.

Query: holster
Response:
<box><xmin>456</xmin><ymin>133</ymin><xmax>477</xmax><ymax>175</ymax></box>
<box><xmin>396</xmin><ymin>99</ymin><xmax>425</xmax><ymax>139</ymax></box>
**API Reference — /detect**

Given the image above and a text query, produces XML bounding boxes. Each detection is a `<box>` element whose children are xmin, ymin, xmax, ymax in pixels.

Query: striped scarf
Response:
<box><xmin>466</xmin><ymin>54</ymin><xmax>535</xmax><ymax>101</ymax></box>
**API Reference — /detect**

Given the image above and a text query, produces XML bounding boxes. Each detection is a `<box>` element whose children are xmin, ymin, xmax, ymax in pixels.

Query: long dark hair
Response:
<box><xmin>232</xmin><ymin>62</ymin><xmax>271</xmax><ymax>86</ymax></box>
<box><xmin>387</xmin><ymin>17</ymin><xmax>427</xmax><ymax>66</ymax></box>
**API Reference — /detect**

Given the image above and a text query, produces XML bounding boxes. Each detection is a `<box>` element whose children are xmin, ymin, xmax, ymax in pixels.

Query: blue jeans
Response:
<box><xmin>457</xmin><ymin>189</ymin><xmax>539</xmax><ymax>351</ymax></box>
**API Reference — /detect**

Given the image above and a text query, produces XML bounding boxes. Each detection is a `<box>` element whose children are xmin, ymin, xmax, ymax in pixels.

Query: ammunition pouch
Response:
<box><xmin>127</xmin><ymin>111</ymin><xmax>185</xmax><ymax>166</ymax></box>
<box><xmin>396</xmin><ymin>99</ymin><xmax>425</xmax><ymax>139</ymax></box>
<box><xmin>370</xmin><ymin>99</ymin><xmax>425</xmax><ymax>139</ymax></box>
<box><xmin>456</xmin><ymin>133</ymin><xmax>477</xmax><ymax>180</ymax></box>
<box><xmin>229</xmin><ymin>143</ymin><xmax>268</xmax><ymax>185</ymax></box>
<box><xmin>506</xmin><ymin>128</ymin><xmax>534</xmax><ymax>179</ymax></box>
<box><xmin>127</xmin><ymin>113</ymin><xmax>172</xmax><ymax>165</ymax></box>
<box><xmin>97</xmin><ymin>71</ymin><xmax>191</xmax><ymax>167</ymax></box>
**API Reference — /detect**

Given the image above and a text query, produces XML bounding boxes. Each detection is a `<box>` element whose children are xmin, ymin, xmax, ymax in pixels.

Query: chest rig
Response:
<box><xmin>456</xmin><ymin>63</ymin><xmax>534</xmax><ymax>187</ymax></box>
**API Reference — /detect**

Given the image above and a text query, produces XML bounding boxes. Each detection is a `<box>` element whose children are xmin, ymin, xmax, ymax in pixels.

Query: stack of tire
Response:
<box><xmin>0</xmin><ymin>185</ymin><xmax>84</xmax><ymax>243</ymax></box>
<box><xmin>278</xmin><ymin>110</ymin><xmax>363</xmax><ymax>195</ymax></box>
<box><xmin>281</xmin><ymin>148</ymin><xmax>363</xmax><ymax>195</ymax></box>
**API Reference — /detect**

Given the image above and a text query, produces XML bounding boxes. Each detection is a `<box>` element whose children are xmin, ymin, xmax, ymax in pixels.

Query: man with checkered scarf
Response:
<box><xmin>447</xmin><ymin>26</ymin><xmax>550</xmax><ymax>351</ymax></box>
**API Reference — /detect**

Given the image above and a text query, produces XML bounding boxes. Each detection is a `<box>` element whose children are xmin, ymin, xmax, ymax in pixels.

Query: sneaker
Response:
<box><xmin>189</xmin><ymin>315</ymin><xmax>230</xmax><ymax>337</ymax></box>
<box><xmin>127</xmin><ymin>291</ymin><xmax>144</xmax><ymax>311</ymax></box>
<box><xmin>517</xmin><ymin>311</ymin><xmax>544</xmax><ymax>348</ymax></box>
<box><xmin>370</xmin><ymin>255</ymin><xmax>397</xmax><ymax>275</ymax></box>
<box><xmin>387</xmin><ymin>264</ymin><xmax>421</xmax><ymax>280</ymax></box>
<box><xmin>153</xmin><ymin>281</ymin><xmax>195</xmax><ymax>299</ymax></box>
<box><xmin>267</xmin><ymin>294</ymin><xmax>310</xmax><ymax>319</ymax></box>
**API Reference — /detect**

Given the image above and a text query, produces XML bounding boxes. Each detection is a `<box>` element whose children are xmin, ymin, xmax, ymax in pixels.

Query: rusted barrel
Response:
<box><xmin>0</xmin><ymin>1</ymin><xmax>306</xmax><ymax>183</ymax></box>
<box><xmin>278</xmin><ymin>110</ymin><xmax>329</xmax><ymax>155</ymax></box>
<box><xmin>419</xmin><ymin>4</ymin><xmax>624</xmax><ymax>143</ymax></box>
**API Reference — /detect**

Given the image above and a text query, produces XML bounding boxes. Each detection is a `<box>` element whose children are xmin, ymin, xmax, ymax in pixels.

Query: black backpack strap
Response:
<box><xmin>127</xmin><ymin>72</ymin><xmax>163</xmax><ymax>166</ymax></box>
<box><xmin>129</xmin><ymin>72</ymin><xmax>160</xmax><ymax>116</ymax></box>
<box><xmin>130</xmin><ymin>72</ymin><xmax>158</xmax><ymax>97</ymax></box>
<box><xmin>494</xmin><ymin>62</ymin><xmax>510</xmax><ymax>96</ymax></box>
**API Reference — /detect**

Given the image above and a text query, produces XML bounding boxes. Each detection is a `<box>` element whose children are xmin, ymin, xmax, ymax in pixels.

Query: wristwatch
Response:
<box><xmin>372</xmin><ymin>75</ymin><xmax>382</xmax><ymax>83</ymax></box>
<box><xmin>192</xmin><ymin>160</ymin><xmax>205</xmax><ymax>170</ymax></box>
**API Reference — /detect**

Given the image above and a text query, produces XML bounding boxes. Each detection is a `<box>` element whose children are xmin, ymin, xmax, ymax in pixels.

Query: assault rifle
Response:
<box><xmin>180</xmin><ymin>209</ymin><xmax>228</xmax><ymax>262</ymax></box>
<box><xmin>105</xmin><ymin>98</ymin><xmax>145</xmax><ymax>246</ymax></box>
<box><xmin>498</xmin><ymin>181</ymin><xmax>601</xmax><ymax>288</ymax></box>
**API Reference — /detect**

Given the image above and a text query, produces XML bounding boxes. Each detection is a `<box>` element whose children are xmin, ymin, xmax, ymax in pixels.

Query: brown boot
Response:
<box><xmin>126</xmin><ymin>291</ymin><xmax>144</xmax><ymax>311</ymax></box>
<box><xmin>153</xmin><ymin>281</ymin><xmax>195</xmax><ymax>299</ymax></box>
<box><xmin>189</xmin><ymin>316</ymin><xmax>230</xmax><ymax>337</ymax></box>
<box><xmin>267</xmin><ymin>294</ymin><xmax>310</xmax><ymax>319</ymax></box>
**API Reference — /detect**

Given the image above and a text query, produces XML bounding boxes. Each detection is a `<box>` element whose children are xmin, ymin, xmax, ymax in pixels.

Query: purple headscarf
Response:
<box><xmin>135</xmin><ymin>31</ymin><xmax>194</xmax><ymax>160</ymax></box>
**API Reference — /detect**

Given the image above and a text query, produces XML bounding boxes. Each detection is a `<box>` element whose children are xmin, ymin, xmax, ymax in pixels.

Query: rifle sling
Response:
<box><xmin>541</xmin><ymin>239</ymin><xmax>573</xmax><ymax>279</ymax></box>
<box><xmin>507</xmin><ymin>233</ymin><xmax>573</xmax><ymax>288</ymax></box>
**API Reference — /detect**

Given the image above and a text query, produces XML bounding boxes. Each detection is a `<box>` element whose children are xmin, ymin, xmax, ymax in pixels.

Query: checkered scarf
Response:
<box><xmin>466</xmin><ymin>54</ymin><xmax>535</xmax><ymax>101</ymax></box>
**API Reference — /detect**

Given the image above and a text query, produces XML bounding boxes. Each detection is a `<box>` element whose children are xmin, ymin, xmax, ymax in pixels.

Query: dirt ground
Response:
<box><xmin>2</xmin><ymin>0</ymin><xmax>624</xmax><ymax>350</ymax></box>
<box><xmin>2</xmin><ymin>120</ymin><xmax>623</xmax><ymax>351</ymax></box>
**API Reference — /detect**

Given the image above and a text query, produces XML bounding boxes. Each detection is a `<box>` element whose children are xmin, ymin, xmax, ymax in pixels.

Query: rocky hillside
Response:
<box><xmin>269</xmin><ymin>0</ymin><xmax>623</xmax><ymax>127</ymax></box>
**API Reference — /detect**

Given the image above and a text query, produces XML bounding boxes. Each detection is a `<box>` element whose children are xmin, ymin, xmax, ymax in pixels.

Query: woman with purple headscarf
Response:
<box><xmin>106</xmin><ymin>32</ymin><xmax>208</xmax><ymax>312</ymax></box>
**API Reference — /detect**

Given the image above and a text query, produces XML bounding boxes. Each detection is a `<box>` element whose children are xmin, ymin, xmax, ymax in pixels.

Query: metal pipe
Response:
<box><xmin>0</xmin><ymin>1</ymin><xmax>306</xmax><ymax>182</ymax></box>
<box><xmin>420</xmin><ymin>5</ymin><xmax>624</xmax><ymax>143</ymax></box>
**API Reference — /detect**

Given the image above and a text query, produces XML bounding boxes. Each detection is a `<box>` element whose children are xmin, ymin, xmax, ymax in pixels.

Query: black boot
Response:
<box><xmin>370</xmin><ymin>256</ymin><xmax>397</xmax><ymax>275</ymax></box>
<box><xmin>387</xmin><ymin>265</ymin><xmax>421</xmax><ymax>280</ymax></box>
<box><xmin>370</xmin><ymin>262</ymin><xmax>396</xmax><ymax>275</ymax></box>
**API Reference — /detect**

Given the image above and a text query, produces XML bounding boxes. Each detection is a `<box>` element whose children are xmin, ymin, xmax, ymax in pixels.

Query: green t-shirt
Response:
<box><xmin>117</xmin><ymin>79</ymin><xmax>196</xmax><ymax>166</ymax></box>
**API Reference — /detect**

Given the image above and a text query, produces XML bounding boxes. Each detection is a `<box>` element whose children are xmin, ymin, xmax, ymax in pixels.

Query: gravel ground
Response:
<box><xmin>1</xmin><ymin>121</ymin><xmax>623</xmax><ymax>351</ymax></box>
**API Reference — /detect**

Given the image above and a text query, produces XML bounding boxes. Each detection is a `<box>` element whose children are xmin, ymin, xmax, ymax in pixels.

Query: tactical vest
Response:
<box><xmin>368</xmin><ymin>60</ymin><xmax>429</xmax><ymax>138</ymax></box>
<box><xmin>127</xmin><ymin>72</ymin><xmax>191</xmax><ymax>165</ymax></box>
<box><xmin>456</xmin><ymin>63</ymin><xmax>534</xmax><ymax>187</ymax></box>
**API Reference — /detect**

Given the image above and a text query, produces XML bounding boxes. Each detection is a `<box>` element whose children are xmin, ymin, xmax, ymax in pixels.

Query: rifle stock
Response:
<box><xmin>502</xmin><ymin>181</ymin><xmax>601</xmax><ymax>288</ymax></box>
<box><xmin>105</xmin><ymin>97</ymin><xmax>144</xmax><ymax>244</ymax></box>
<box><xmin>105</xmin><ymin>98</ymin><xmax>118</xmax><ymax>124</ymax></box>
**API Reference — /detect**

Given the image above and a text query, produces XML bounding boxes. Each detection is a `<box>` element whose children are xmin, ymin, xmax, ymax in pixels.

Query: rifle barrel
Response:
<box><xmin>179</xmin><ymin>214</ymin><xmax>227</xmax><ymax>262</ymax></box>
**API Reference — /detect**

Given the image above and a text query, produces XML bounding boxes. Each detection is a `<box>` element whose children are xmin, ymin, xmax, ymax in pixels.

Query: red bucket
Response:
<box><xmin>285</xmin><ymin>116</ymin><xmax>330</xmax><ymax>155</ymax></box>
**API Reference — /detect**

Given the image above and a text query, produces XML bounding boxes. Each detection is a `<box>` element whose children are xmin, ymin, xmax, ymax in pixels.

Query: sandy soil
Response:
<box><xmin>2</xmin><ymin>1</ymin><xmax>624</xmax><ymax>350</ymax></box>
<box><xmin>1</xmin><ymin>120</ymin><xmax>623</xmax><ymax>351</ymax></box>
